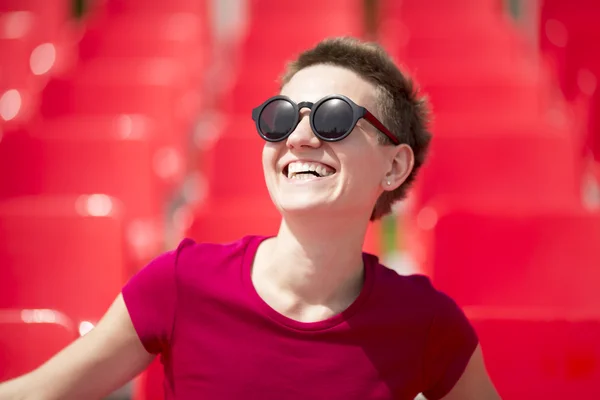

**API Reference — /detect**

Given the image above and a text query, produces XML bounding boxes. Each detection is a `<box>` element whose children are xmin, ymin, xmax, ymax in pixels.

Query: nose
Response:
<box><xmin>285</xmin><ymin>109</ymin><xmax>321</xmax><ymax>150</ymax></box>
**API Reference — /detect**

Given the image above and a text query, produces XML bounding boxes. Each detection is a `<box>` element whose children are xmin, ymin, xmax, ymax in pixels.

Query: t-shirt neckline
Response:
<box><xmin>241</xmin><ymin>235</ymin><xmax>377</xmax><ymax>332</ymax></box>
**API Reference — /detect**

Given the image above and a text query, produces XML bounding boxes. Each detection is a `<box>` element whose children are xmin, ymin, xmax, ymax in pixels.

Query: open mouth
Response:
<box><xmin>283</xmin><ymin>161</ymin><xmax>336</xmax><ymax>180</ymax></box>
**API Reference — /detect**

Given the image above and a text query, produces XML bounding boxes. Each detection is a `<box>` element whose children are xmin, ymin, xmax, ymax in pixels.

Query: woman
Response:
<box><xmin>0</xmin><ymin>37</ymin><xmax>500</xmax><ymax>399</ymax></box>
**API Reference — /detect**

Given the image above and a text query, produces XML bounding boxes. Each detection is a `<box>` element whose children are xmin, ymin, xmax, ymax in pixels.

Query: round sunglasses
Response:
<box><xmin>251</xmin><ymin>94</ymin><xmax>400</xmax><ymax>145</ymax></box>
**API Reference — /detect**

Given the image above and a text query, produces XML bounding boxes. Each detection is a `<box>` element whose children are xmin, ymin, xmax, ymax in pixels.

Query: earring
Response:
<box><xmin>386</xmin><ymin>180</ymin><xmax>391</xmax><ymax>186</ymax></box>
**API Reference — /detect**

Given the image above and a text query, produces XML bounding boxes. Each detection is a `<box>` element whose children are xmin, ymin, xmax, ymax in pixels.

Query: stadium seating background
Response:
<box><xmin>0</xmin><ymin>0</ymin><xmax>599</xmax><ymax>398</ymax></box>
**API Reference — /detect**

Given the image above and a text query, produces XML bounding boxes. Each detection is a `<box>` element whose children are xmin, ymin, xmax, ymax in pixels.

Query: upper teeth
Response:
<box><xmin>287</xmin><ymin>161</ymin><xmax>335</xmax><ymax>178</ymax></box>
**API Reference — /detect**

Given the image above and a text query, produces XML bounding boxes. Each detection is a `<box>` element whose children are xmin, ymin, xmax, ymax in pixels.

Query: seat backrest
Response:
<box><xmin>423</xmin><ymin>206</ymin><xmax>600</xmax><ymax>310</ymax></box>
<box><xmin>0</xmin><ymin>308</ymin><xmax>77</xmax><ymax>381</ymax></box>
<box><xmin>471</xmin><ymin>314</ymin><xmax>600</xmax><ymax>399</ymax></box>
<box><xmin>0</xmin><ymin>195</ymin><xmax>127</xmax><ymax>323</ymax></box>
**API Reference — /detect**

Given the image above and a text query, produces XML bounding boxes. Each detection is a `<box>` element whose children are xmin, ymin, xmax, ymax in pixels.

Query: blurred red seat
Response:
<box><xmin>0</xmin><ymin>13</ymin><xmax>78</xmax><ymax>130</ymax></box>
<box><xmin>221</xmin><ymin>72</ymin><xmax>279</xmax><ymax>114</ymax></box>
<box><xmin>184</xmin><ymin>197</ymin><xmax>281</xmax><ymax>245</ymax></box>
<box><xmin>79</xmin><ymin>13</ymin><xmax>209</xmax><ymax>85</ymax></box>
<box><xmin>425</xmin><ymin>80</ymin><xmax>548</xmax><ymax>118</ymax></box>
<box><xmin>40</xmin><ymin>58</ymin><xmax>199</xmax><ymax>144</ymax></box>
<box><xmin>0</xmin><ymin>195</ymin><xmax>126</xmax><ymax>323</ymax></box>
<box><xmin>241</xmin><ymin>17</ymin><xmax>361</xmax><ymax>63</ymax></box>
<box><xmin>104</xmin><ymin>0</ymin><xmax>208</xmax><ymax>15</ymax></box>
<box><xmin>0</xmin><ymin>116</ymin><xmax>180</xmax><ymax>214</ymax></box>
<box><xmin>539</xmin><ymin>1</ymin><xmax>600</xmax><ymax>99</ymax></box>
<box><xmin>413</xmin><ymin>117</ymin><xmax>580</xmax><ymax>210</ymax></box>
<box><xmin>0</xmin><ymin>12</ymin><xmax>70</xmax><ymax>127</ymax></box>
<box><xmin>200</xmin><ymin>119</ymin><xmax>270</xmax><ymax>200</ymax></box>
<box><xmin>250</xmin><ymin>0</ymin><xmax>362</xmax><ymax>15</ymax></box>
<box><xmin>133</xmin><ymin>358</ymin><xmax>165</xmax><ymax>400</ymax></box>
<box><xmin>471</xmin><ymin>314</ymin><xmax>600</xmax><ymax>399</ymax></box>
<box><xmin>383</xmin><ymin>0</ymin><xmax>502</xmax><ymax>16</ymax></box>
<box><xmin>0</xmin><ymin>12</ymin><xmax>37</xmax><ymax>89</ymax></box>
<box><xmin>414</xmin><ymin>205</ymin><xmax>600</xmax><ymax>310</ymax></box>
<box><xmin>0</xmin><ymin>0</ymin><xmax>72</xmax><ymax>39</ymax></box>
<box><xmin>0</xmin><ymin>308</ymin><xmax>77</xmax><ymax>381</ymax></box>
<box><xmin>0</xmin><ymin>118</ymin><xmax>174</xmax><ymax>268</ymax></box>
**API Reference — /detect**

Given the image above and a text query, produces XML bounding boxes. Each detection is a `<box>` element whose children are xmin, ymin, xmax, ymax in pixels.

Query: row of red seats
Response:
<box><xmin>540</xmin><ymin>0</ymin><xmax>600</xmax><ymax>164</ymax></box>
<box><xmin>0</xmin><ymin>0</ymin><xmax>80</xmax><ymax>383</ymax></box>
<box><xmin>381</xmin><ymin>0</ymin><xmax>600</xmax><ymax>398</ymax></box>
<box><xmin>404</xmin><ymin>200</ymin><xmax>600</xmax><ymax>398</ymax></box>
<box><xmin>473</xmin><ymin>314</ymin><xmax>600</xmax><ymax>398</ymax></box>
<box><xmin>0</xmin><ymin>0</ymin><xmax>212</xmax><ymax>389</ymax></box>
<box><xmin>0</xmin><ymin>0</ymin><xmax>77</xmax><ymax>128</ymax></box>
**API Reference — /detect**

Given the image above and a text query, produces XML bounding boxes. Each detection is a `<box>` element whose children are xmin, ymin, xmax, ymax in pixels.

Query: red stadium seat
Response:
<box><xmin>415</xmin><ymin>205</ymin><xmax>600</xmax><ymax>310</ymax></box>
<box><xmin>79</xmin><ymin>13</ymin><xmax>209</xmax><ymax>85</ymax></box>
<box><xmin>383</xmin><ymin>0</ymin><xmax>502</xmax><ymax>16</ymax></box>
<box><xmin>0</xmin><ymin>13</ymin><xmax>37</xmax><ymax>89</ymax></box>
<box><xmin>0</xmin><ymin>117</ymin><xmax>180</xmax><ymax>215</ymax></box>
<box><xmin>471</xmin><ymin>314</ymin><xmax>600</xmax><ymax>399</ymax></box>
<box><xmin>0</xmin><ymin>195</ymin><xmax>127</xmax><ymax>324</ymax></box>
<box><xmin>250</xmin><ymin>0</ymin><xmax>362</xmax><ymax>15</ymax></box>
<box><xmin>539</xmin><ymin>1</ymin><xmax>600</xmax><ymax>99</ymax></box>
<box><xmin>200</xmin><ymin>118</ymin><xmax>270</xmax><ymax>200</ymax></box>
<box><xmin>221</xmin><ymin>73</ymin><xmax>279</xmax><ymax>115</ymax></box>
<box><xmin>0</xmin><ymin>12</ymin><xmax>72</xmax><ymax>126</ymax></box>
<box><xmin>0</xmin><ymin>118</ymin><xmax>173</xmax><ymax>268</ymax></box>
<box><xmin>184</xmin><ymin>197</ymin><xmax>281</xmax><ymax>245</ymax></box>
<box><xmin>40</xmin><ymin>58</ymin><xmax>200</xmax><ymax>145</ymax></box>
<box><xmin>413</xmin><ymin>116</ymin><xmax>581</xmax><ymax>210</ymax></box>
<box><xmin>219</xmin><ymin>1</ymin><xmax>363</xmax><ymax>114</ymax></box>
<box><xmin>104</xmin><ymin>0</ymin><xmax>208</xmax><ymax>15</ymax></box>
<box><xmin>133</xmin><ymin>358</ymin><xmax>165</xmax><ymax>400</ymax></box>
<box><xmin>0</xmin><ymin>308</ymin><xmax>78</xmax><ymax>381</ymax></box>
<box><xmin>425</xmin><ymin>80</ymin><xmax>549</xmax><ymax>118</ymax></box>
<box><xmin>0</xmin><ymin>0</ymin><xmax>72</xmax><ymax>40</ymax></box>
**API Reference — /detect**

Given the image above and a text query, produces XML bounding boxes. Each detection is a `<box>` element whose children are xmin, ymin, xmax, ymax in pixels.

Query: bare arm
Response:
<box><xmin>0</xmin><ymin>294</ymin><xmax>154</xmax><ymax>400</ymax></box>
<box><xmin>439</xmin><ymin>344</ymin><xmax>501</xmax><ymax>400</ymax></box>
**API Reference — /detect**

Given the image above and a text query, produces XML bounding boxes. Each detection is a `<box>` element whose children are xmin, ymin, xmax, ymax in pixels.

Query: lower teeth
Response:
<box><xmin>290</xmin><ymin>174</ymin><xmax>318</xmax><ymax>180</ymax></box>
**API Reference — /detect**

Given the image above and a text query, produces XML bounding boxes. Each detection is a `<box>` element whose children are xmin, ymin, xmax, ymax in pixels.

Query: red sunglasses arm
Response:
<box><xmin>363</xmin><ymin>111</ymin><xmax>400</xmax><ymax>145</ymax></box>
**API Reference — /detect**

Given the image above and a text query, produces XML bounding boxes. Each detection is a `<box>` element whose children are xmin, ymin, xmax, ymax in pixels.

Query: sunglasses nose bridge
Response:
<box><xmin>285</xmin><ymin>115</ymin><xmax>321</xmax><ymax>148</ymax></box>
<box><xmin>297</xmin><ymin>101</ymin><xmax>314</xmax><ymax>111</ymax></box>
<box><xmin>294</xmin><ymin>101</ymin><xmax>314</xmax><ymax>131</ymax></box>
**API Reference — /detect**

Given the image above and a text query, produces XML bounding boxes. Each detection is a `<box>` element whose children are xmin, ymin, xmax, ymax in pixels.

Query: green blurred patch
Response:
<box><xmin>381</xmin><ymin>213</ymin><xmax>397</xmax><ymax>255</ymax></box>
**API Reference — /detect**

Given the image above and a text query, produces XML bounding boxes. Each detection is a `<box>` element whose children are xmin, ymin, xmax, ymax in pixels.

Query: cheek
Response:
<box><xmin>352</xmin><ymin>165</ymin><xmax>382</xmax><ymax>189</ymax></box>
<box><xmin>342</xmin><ymin>157</ymin><xmax>386</xmax><ymax>194</ymax></box>
<box><xmin>340</xmin><ymin>146</ymin><xmax>387</xmax><ymax>185</ymax></box>
<box><xmin>262</xmin><ymin>144</ymin><xmax>277</xmax><ymax>170</ymax></box>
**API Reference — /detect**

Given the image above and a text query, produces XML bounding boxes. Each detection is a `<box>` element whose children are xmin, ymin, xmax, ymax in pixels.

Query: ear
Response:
<box><xmin>381</xmin><ymin>144</ymin><xmax>415</xmax><ymax>191</ymax></box>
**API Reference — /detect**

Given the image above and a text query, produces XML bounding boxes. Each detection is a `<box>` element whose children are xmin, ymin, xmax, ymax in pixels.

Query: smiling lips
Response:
<box><xmin>285</xmin><ymin>161</ymin><xmax>336</xmax><ymax>180</ymax></box>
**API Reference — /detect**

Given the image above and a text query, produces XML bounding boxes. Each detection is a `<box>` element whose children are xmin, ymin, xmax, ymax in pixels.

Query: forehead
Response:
<box><xmin>280</xmin><ymin>64</ymin><xmax>378</xmax><ymax>110</ymax></box>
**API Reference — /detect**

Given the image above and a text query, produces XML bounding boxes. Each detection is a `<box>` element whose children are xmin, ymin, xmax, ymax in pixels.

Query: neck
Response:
<box><xmin>255</xmin><ymin>212</ymin><xmax>371</xmax><ymax>309</ymax></box>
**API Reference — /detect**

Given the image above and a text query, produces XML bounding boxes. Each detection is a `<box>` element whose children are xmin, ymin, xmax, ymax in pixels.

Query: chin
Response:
<box><xmin>273</xmin><ymin>195</ymin><xmax>335</xmax><ymax>217</ymax></box>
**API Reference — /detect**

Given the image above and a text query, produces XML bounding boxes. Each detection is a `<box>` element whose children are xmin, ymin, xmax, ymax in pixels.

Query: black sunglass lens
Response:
<box><xmin>313</xmin><ymin>99</ymin><xmax>354</xmax><ymax>140</ymax></box>
<box><xmin>258</xmin><ymin>100</ymin><xmax>296</xmax><ymax>141</ymax></box>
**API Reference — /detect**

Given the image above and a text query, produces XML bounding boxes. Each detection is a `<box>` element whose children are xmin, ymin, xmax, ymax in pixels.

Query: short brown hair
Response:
<box><xmin>280</xmin><ymin>37</ymin><xmax>432</xmax><ymax>220</ymax></box>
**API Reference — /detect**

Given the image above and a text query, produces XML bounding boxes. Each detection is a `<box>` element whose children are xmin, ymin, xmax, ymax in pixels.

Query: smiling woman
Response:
<box><xmin>0</xmin><ymin>37</ymin><xmax>500</xmax><ymax>400</ymax></box>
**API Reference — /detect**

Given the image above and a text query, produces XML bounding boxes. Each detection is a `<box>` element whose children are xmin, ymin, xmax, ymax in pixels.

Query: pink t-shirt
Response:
<box><xmin>122</xmin><ymin>236</ymin><xmax>477</xmax><ymax>399</ymax></box>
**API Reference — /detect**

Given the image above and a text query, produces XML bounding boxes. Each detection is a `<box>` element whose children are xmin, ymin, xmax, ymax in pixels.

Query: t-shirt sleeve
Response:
<box><xmin>421</xmin><ymin>292</ymin><xmax>479</xmax><ymax>400</ymax></box>
<box><xmin>122</xmin><ymin>240</ymin><xmax>191</xmax><ymax>355</ymax></box>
